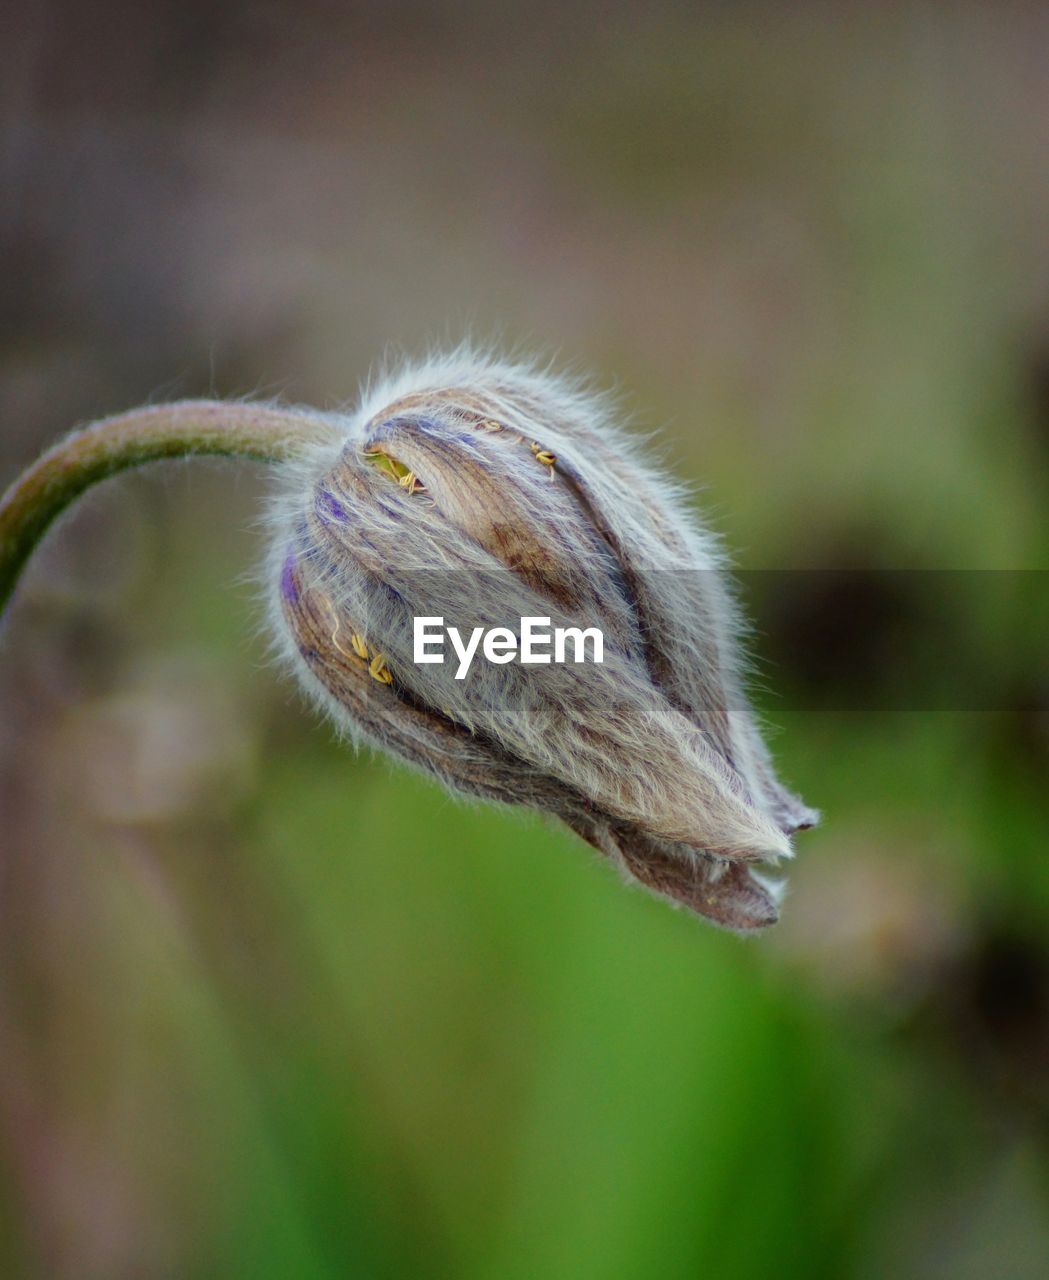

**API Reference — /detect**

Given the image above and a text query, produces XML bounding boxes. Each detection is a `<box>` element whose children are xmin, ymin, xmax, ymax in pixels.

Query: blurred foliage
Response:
<box><xmin>1</xmin><ymin>1</ymin><xmax>1047</xmax><ymax>1277</ymax></box>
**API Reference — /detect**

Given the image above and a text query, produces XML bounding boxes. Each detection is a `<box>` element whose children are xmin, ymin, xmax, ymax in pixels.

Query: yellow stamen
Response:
<box><xmin>312</xmin><ymin>593</ymin><xmax>393</xmax><ymax>684</ymax></box>
<box><xmin>368</xmin><ymin>652</ymin><xmax>393</xmax><ymax>684</ymax></box>
<box><xmin>527</xmin><ymin>440</ymin><xmax>557</xmax><ymax>469</ymax></box>
<box><xmin>363</xmin><ymin>449</ymin><xmax>424</xmax><ymax>493</ymax></box>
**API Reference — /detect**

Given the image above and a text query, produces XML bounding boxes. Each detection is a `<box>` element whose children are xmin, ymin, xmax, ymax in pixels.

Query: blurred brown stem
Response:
<box><xmin>0</xmin><ymin>400</ymin><xmax>342</xmax><ymax>621</ymax></box>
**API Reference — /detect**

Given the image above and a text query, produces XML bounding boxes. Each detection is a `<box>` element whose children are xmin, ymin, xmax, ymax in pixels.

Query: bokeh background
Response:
<box><xmin>2</xmin><ymin>2</ymin><xmax>1048</xmax><ymax>1276</ymax></box>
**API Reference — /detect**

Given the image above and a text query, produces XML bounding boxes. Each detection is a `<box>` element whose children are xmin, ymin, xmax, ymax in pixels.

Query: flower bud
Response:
<box><xmin>267</xmin><ymin>353</ymin><xmax>817</xmax><ymax>930</ymax></box>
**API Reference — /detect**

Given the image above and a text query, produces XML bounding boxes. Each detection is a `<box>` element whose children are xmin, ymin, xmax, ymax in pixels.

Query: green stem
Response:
<box><xmin>0</xmin><ymin>400</ymin><xmax>342</xmax><ymax>620</ymax></box>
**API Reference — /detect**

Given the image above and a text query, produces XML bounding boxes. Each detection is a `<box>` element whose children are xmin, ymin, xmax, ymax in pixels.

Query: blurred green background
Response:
<box><xmin>1</xmin><ymin>2</ymin><xmax>1047</xmax><ymax>1276</ymax></box>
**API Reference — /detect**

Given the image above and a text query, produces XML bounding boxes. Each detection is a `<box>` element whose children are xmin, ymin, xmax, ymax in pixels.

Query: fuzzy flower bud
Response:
<box><xmin>267</xmin><ymin>352</ymin><xmax>817</xmax><ymax>930</ymax></box>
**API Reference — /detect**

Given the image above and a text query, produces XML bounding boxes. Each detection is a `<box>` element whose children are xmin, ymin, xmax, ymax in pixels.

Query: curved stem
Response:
<box><xmin>0</xmin><ymin>400</ymin><xmax>343</xmax><ymax>620</ymax></box>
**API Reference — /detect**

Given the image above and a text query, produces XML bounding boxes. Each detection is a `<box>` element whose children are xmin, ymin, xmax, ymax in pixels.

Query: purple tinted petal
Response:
<box><xmin>280</xmin><ymin>551</ymin><xmax>299</xmax><ymax>604</ymax></box>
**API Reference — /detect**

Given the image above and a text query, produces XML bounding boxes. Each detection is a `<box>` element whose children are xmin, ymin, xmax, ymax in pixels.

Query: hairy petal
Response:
<box><xmin>569</xmin><ymin>817</ymin><xmax>781</xmax><ymax>932</ymax></box>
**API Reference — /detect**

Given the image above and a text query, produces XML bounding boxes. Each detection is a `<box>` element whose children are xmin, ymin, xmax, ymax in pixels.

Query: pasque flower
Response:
<box><xmin>267</xmin><ymin>351</ymin><xmax>818</xmax><ymax>930</ymax></box>
<box><xmin>0</xmin><ymin>350</ymin><xmax>815</xmax><ymax>930</ymax></box>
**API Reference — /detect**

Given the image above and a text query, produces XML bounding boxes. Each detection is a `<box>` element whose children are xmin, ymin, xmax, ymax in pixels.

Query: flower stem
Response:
<box><xmin>0</xmin><ymin>400</ymin><xmax>342</xmax><ymax>620</ymax></box>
